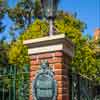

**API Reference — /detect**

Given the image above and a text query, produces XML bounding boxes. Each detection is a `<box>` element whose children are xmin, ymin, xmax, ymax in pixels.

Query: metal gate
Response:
<box><xmin>0</xmin><ymin>64</ymin><xmax>29</xmax><ymax>100</ymax></box>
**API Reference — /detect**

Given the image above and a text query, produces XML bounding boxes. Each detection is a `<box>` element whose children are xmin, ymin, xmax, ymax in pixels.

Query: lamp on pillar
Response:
<box><xmin>41</xmin><ymin>0</ymin><xmax>59</xmax><ymax>36</ymax></box>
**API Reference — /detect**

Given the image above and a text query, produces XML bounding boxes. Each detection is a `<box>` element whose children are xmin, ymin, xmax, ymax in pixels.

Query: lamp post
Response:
<box><xmin>41</xmin><ymin>0</ymin><xmax>59</xmax><ymax>36</ymax></box>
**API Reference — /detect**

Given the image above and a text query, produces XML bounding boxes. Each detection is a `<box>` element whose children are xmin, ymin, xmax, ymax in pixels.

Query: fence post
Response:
<box><xmin>77</xmin><ymin>74</ymin><xmax>80</xmax><ymax>100</ymax></box>
<box><xmin>2</xmin><ymin>85</ymin><xmax>4</xmax><ymax>100</ymax></box>
<box><xmin>9</xmin><ymin>86</ymin><xmax>11</xmax><ymax>100</ymax></box>
<box><xmin>13</xmin><ymin>65</ymin><xmax>16</xmax><ymax>100</ymax></box>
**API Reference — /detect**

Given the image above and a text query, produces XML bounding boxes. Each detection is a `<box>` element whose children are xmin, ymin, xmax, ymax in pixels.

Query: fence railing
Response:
<box><xmin>0</xmin><ymin>65</ymin><xmax>30</xmax><ymax>100</ymax></box>
<box><xmin>0</xmin><ymin>66</ymin><xmax>99</xmax><ymax>100</ymax></box>
<box><xmin>69</xmin><ymin>73</ymin><xmax>94</xmax><ymax>100</ymax></box>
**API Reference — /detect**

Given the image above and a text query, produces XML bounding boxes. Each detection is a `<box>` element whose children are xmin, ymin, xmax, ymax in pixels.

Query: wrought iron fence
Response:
<box><xmin>94</xmin><ymin>95</ymin><xmax>100</xmax><ymax>100</ymax></box>
<box><xmin>0</xmin><ymin>64</ymin><xmax>29</xmax><ymax>100</ymax></box>
<box><xmin>69</xmin><ymin>73</ymin><xmax>94</xmax><ymax>100</ymax></box>
<box><xmin>0</xmin><ymin>65</ymin><xmax>99</xmax><ymax>100</ymax></box>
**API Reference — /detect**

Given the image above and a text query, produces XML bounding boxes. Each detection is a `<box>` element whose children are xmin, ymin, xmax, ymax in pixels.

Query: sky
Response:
<box><xmin>59</xmin><ymin>0</ymin><xmax>100</xmax><ymax>36</ymax></box>
<box><xmin>0</xmin><ymin>0</ymin><xmax>100</xmax><ymax>40</ymax></box>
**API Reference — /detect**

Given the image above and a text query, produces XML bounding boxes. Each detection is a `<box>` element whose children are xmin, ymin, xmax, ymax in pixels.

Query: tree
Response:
<box><xmin>0</xmin><ymin>0</ymin><xmax>6</xmax><ymax>32</ymax></box>
<box><xmin>96</xmin><ymin>56</ymin><xmax>100</xmax><ymax>84</ymax></box>
<box><xmin>0</xmin><ymin>38</ymin><xmax>9</xmax><ymax>67</ymax></box>
<box><xmin>95</xmin><ymin>38</ymin><xmax>100</xmax><ymax>84</ymax></box>
<box><xmin>0</xmin><ymin>0</ymin><xmax>9</xmax><ymax>66</ymax></box>
<box><xmin>72</xmin><ymin>38</ymin><xmax>96</xmax><ymax>78</ymax></box>
<box><xmin>7</xmin><ymin>0</ymin><xmax>60</xmax><ymax>30</ymax></box>
<box><xmin>7</xmin><ymin>0</ymin><xmax>60</xmax><ymax>41</ymax></box>
<box><xmin>8</xmin><ymin>11</ymin><xmax>98</xmax><ymax>82</ymax></box>
<box><xmin>7</xmin><ymin>0</ymin><xmax>41</xmax><ymax>30</ymax></box>
<box><xmin>8</xmin><ymin>19</ymin><xmax>48</xmax><ymax>68</ymax></box>
<box><xmin>54</xmin><ymin>11</ymin><xmax>97</xmax><ymax>79</ymax></box>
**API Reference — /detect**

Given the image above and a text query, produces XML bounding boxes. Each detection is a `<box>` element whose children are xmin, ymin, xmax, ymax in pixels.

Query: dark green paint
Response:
<box><xmin>0</xmin><ymin>64</ymin><xmax>29</xmax><ymax>100</ymax></box>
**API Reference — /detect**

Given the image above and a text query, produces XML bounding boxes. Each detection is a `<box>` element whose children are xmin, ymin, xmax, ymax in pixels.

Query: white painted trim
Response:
<box><xmin>28</xmin><ymin>44</ymin><xmax>63</xmax><ymax>55</ymax></box>
<box><xmin>23</xmin><ymin>34</ymin><xmax>65</xmax><ymax>45</ymax></box>
<box><xmin>28</xmin><ymin>43</ymin><xmax>74</xmax><ymax>57</ymax></box>
<box><xmin>23</xmin><ymin>34</ymin><xmax>74</xmax><ymax>57</ymax></box>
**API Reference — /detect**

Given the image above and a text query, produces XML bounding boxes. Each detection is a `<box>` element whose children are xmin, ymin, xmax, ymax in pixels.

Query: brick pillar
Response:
<box><xmin>23</xmin><ymin>34</ymin><xmax>74</xmax><ymax>100</ymax></box>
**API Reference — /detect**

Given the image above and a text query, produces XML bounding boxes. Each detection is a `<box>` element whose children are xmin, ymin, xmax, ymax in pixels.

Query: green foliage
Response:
<box><xmin>0</xmin><ymin>39</ymin><xmax>9</xmax><ymax>67</ymax></box>
<box><xmin>8</xmin><ymin>11</ymin><xmax>98</xmax><ymax>82</ymax></box>
<box><xmin>8</xmin><ymin>40</ymin><xmax>29</xmax><ymax>68</ymax></box>
<box><xmin>8</xmin><ymin>19</ymin><xmax>49</xmax><ymax>67</ymax></box>
<box><xmin>19</xmin><ymin>19</ymin><xmax>49</xmax><ymax>40</ymax></box>
<box><xmin>56</xmin><ymin>11</ymin><xmax>86</xmax><ymax>32</ymax></box>
<box><xmin>54</xmin><ymin>11</ymin><xmax>85</xmax><ymax>44</ymax></box>
<box><xmin>7</xmin><ymin>0</ymin><xmax>42</xmax><ymax>30</ymax></box>
<box><xmin>95</xmin><ymin>38</ymin><xmax>100</xmax><ymax>84</ymax></box>
<box><xmin>54</xmin><ymin>12</ymin><xmax>97</xmax><ymax>80</ymax></box>
<box><xmin>96</xmin><ymin>58</ymin><xmax>100</xmax><ymax>84</ymax></box>
<box><xmin>0</xmin><ymin>0</ymin><xmax>7</xmax><ymax>32</ymax></box>
<box><xmin>71</xmin><ymin>39</ymin><xmax>97</xmax><ymax>78</ymax></box>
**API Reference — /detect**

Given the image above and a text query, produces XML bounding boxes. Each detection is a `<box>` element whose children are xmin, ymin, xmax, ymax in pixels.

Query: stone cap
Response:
<box><xmin>23</xmin><ymin>34</ymin><xmax>74</xmax><ymax>48</ymax></box>
<box><xmin>23</xmin><ymin>34</ymin><xmax>74</xmax><ymax>58</ymax></box>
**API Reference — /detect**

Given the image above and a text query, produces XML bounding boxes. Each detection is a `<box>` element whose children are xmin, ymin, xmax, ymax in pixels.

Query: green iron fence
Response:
<box><xmin>69</xmin><ymin>73</ymin><xmax>94</xmax><ymax>100</ymax></box>
<box><xmin>0</xmin><ymin>64</ymin><xmax>29</xmax><ymax>100</ymax></box>
<box><xmin>0</xmin><ymin>65</ymin><xmax>99</xmax><ymax>100</ymax></box>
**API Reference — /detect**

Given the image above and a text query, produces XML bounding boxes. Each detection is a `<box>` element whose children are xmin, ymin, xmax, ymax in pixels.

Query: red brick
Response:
<box><xmin>54</xmin><ymin>75</ymin><xmax>68</xmax><ymax>81</ymax></box>
<box><xmin>94</xmin><ymin>29</ymin><xmax>100</xmax><ymax>40</ymax></box>
<box><xmin>57</xmin><ymin>81</ymin><xmax>68</xmax><ymax>88</ymax></box>
<box><xmin>54</xmin><ymin>69</ymin><xmax>67</xmax><ymax>75</ymax></box>
<box><xmin>30</xmin><ymin>71</ymin><xmax>37</xmax><ymax>77</ymax></box>
<box><xmin>57</xmin><ymin>88</ymin><xmax>68</xmax><ymax>94</ymax></box>
<box><xmin>29</xmin><ymin>55</ymin><xmax>37</xmax><ymax>60</ymax></box>
<box><xmin>54</xmin><ymin>52</ymin><xmax>63</xmax><ymax>57</ymax></box>
<box><xmin>30</xmin><ymin>65</ymin><xmax>39</xmax><ymax>71</ymax></box>
<box><xmin>54</xmin><ymin>63</ymin><xmax>64</xmax><ymax>69</ymax></box>
<box><xmin>54</xmin><ymin>57</ymin><xmax>63</xmax><ymax>63</ymax></box>
<box><xmin>38</xmin><ymin>53</ymin><xmax>53</xmax><ymax>59</ymax></box>
<box><xmin>30</xmin><ymin>76</ymin><xmax>35</xmax><ymax>81</ymax></box>
<box><xmin>29</xmin><ymin>51</ymin><xmax>70</xmax><ymax>100</ymax></box>
<box><xmin>57</xmin><ymin>94</ymin><xmax>69</xmax><ymax>100</ymax></box>
<box><xmin>30</xmin><ymin>60</ymin><xmax>40</xmax><ymax>65</ymax></box>
<box><xmin>29</xmin><ymin>95</ymin><xmax>33</xmax><ymax>100</ymax></box>
<box><xmin>48</xmin><ymin>57</ymin><xmax>63</xmax><ymax>64</ymax></box>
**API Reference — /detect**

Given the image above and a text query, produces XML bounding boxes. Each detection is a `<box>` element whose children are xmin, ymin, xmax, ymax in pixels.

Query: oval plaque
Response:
<box><xmin>32</xmin><ymin>61</ymin><xmax>57</xmax><ymax>100</ymax></box>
